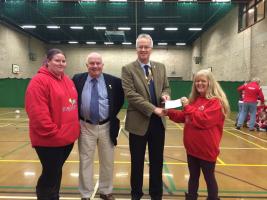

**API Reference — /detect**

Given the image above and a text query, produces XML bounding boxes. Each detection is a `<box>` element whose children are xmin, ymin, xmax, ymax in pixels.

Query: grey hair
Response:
<box><xmin>86</xmin><ymin>52</ymin><xmax>103</xmax><ymax>64</ymax></box>
<box><xmin>252</xmin><ymin>77</ymin><xmax>260</xmax><ymax>83</ymax></box>
<box><xmin>136</xmin><ymin>33</ymin><xmax>153</xmax><ymax>48</ymax></box>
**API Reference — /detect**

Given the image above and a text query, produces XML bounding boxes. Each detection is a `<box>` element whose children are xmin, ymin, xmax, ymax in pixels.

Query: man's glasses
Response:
<box><xmin>137</xmin><ymin>46</ymin><xmax>151</xmax><ymax>50</ymax></box>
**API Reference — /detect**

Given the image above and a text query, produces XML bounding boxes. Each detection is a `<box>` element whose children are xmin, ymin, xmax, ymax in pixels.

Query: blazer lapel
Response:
<box><xmin>150</xmin><ymin>61</ymin><xmax>159</xmax><ymax>100</ymax></box>
<box><xmin>103</xmin><ymin>74</ymin><xmax>113</xmax><ymax>113</ymax></box>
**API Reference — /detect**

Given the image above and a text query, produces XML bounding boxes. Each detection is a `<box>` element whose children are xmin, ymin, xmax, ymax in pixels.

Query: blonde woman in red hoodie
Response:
<box><xmin>25</xmin><ymin>49</ymin><xmax>80</xmax><ymax>200</ymax></box>
<box><xmin>165</xmin><ymin>69</ymin><xmax>230</xmax><ymax>200</ymax></box>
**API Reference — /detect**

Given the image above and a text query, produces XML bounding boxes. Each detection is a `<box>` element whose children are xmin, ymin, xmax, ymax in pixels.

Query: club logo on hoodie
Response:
<box><xmin>62</xmin><ymin>98</ymin><xmax>77</xmax><ymax>112</ymax></box>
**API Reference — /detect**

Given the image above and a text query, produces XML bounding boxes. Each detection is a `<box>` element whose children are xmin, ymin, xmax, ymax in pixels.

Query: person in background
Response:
<box><xmin>254</xmin><ymin>103</ymin><xmax>267</xmax><ymax>131</ymax></box>
<box><xmin>73</xmin><ymin>52</ymin><xmax>124</xmax><ymax>200</ymax></box>
<box><xmin>235</xmin><ymin>84</ymin><xmax>246</xmax><ymax>127</ymax></box>
<box><xmin>165</xmin><ymin>69</ymin><xmax>230</xmax><ymax>200</ymax></box>
<box><xmin>121</xmin><ymin>33</ymin><xmax>170</xmax><ymax>200</ymax></box>
<box><xmin>25</xmin><ymin>48</ymin><xmax>80</xmax><ymax>200</ymax></box>
<box><xmin>236</xmin><ymin>77</ymin><xmax>265</xmax><ymax>131</ymax></box>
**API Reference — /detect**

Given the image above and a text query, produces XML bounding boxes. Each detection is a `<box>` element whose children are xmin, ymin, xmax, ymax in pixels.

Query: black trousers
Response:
<box><xmin>129</xmin><ymin>114</ymin><xmax>165</xmax><ymax>200</ymax></box>
<box><xmin>187</xmin><ymin>154</ymin><xmax>218</xmax><ymax>199</ymax></box>
<box><xmin>35</xmin><ymin>143</ymin><xmax>74</xmax><ymax>200</ymax></box>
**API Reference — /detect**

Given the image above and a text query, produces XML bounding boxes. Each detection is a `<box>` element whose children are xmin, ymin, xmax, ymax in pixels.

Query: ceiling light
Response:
<box><xmin>47</xmin><ymin>25</ymin><xmax>60</xmax><ymax>29</ymax></box>
<box><xmin>141</xmin><ymin>27</ymin><xmax>154</xmax><ymax>31</ymax></box>
<box><xmin>179</xmin><ymin>0</ymin><xmax>196</xmax><ymax>2</ymax></box>
<box><xmin>81</xmin><ymin>0</ymin><xmax>97</xmax><ymax>1</ymax></box>
<box><xmin>70</xmin><ymin>26</ymin><xmax>84</xmax><ymax>30</ymax></box>
<box><xmin>94</xmin><ymin>26</ymin><xmax>107</xmax><ymax>30</ymax></box>
<box><xmin>86</xmin><ymin>41</ymin><xmax>96</xmax><ymax>44</ymax></box>
<box><xmin>188</xmin><ymin>27</ymin><xmax>202</xmax><ymax>31</ymax></box>
<box><xmin>109</xmin><ymin>0</ymin><xmax>127</xmax><ymax>2</ymax></box>
<box><xmin>212</xmin><ymin>0</ymin><xmax>230</xmax><ymax>2</ymax></box>
<box><xmin>122</xmin><ymin>42</ymin><xmax>132</xmax><ymax>45</ymax></box>
<box><xmin>21</xmin><ymin>25</ymin><xmax>36</xmax><ymax>29</ymax></box>
<box><xmin>165</xmin><ymin>27</ymin><xmax>178</xmax><ymax>31</ymax></box>
<box><xmin>104</xmin><ymin>42</ymin><xmax>114</xmax><ymax>45</ymax></box>
<box><xmin>68</xmin><ymin>41</ymin><xmax>78</xmax><ymax>44</ymax></box>
<box><xmin>118</xmin><ymin>27</ymin><xmax>131</xmax><ymax>30</ymax></box>
<box><xmin>158</xmin><ymin>42</ymin><xmax>167</xmax><ymax>46</ymax></box>
<box><xmin>176</xmin><ymin>43</ymin><xmax>186</xmax><ymax>46</ymax></box>
<box><xmin>144</xmin><ymin>0</ymin><xmax>162</xmax><ymax>2</ymax></box>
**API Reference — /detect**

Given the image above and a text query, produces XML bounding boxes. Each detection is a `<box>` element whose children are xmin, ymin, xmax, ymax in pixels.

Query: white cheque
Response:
<box><xmin>164</xmin><ymin>99</ymin><xmax>182</xmax><ymax>109</ymax></box>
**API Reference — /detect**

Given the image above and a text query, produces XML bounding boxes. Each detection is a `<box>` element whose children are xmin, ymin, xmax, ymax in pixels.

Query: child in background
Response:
<box><xmin>255</xmin><ymin>105</ymin><xmax>267</xmax><ymax>131</ymax></box>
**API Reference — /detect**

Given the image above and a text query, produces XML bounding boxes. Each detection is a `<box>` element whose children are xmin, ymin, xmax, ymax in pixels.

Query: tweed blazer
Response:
<box><xmin>121</xmin><ymin>60</ymin><xmax>170</xmax><ymax>135</ymax></box>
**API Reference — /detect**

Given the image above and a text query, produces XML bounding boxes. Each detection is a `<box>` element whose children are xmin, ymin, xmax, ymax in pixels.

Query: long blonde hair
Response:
<box><xmin>189</xmin><ymin>69</ymin><xmax>230</xmax><ymax>117</ymax></box>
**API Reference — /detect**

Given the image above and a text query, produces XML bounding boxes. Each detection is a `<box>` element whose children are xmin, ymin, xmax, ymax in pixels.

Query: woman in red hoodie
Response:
<box><xmin>25</xmin><ymin>49</ymin><xmax>80</xmax><ymax>200</ymax></box>
<box><xmin>165</xmin><ymin>69</ymin><xmax>230</xmax><ymax>200</ymax></box>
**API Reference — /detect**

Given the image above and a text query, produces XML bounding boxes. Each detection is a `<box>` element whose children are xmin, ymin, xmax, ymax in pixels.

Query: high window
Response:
<box><xmin>239</xmin><ymin>0</ymin><xmax>265</xmax><ymax>32</ymax></box>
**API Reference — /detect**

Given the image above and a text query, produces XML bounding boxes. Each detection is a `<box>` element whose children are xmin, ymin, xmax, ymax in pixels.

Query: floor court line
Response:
<box><xmin>1</xmin><ymin>159</ymin><xmax>267</xmax><ymax>167</ymax></box>
<box><xmin>224</xmin><ymin>130</ymin><xmax>266</xmax><ymax>149</ymax></box>
<box><xmin>217</xmin><ymin>157</ymin><xmax>226</xmax><ymax>165</ymax></box>
<box><xmin>117</xmin><ymin>144</ymin><xmax>267</xmax><ymax>150</ymax></box>
<box><xmin>228</xmin><ymin>129</ymin><xmax>267</xmax><ymax>143</ymax></box>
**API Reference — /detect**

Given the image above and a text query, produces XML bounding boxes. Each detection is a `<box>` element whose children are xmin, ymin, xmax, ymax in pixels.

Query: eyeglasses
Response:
<box><xmin>137</xmin><ymin>46</ymin><xmax>151</xmax><ymax>50</ymax></box>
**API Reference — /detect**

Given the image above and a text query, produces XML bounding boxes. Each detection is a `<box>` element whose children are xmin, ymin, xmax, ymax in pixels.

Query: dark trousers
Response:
<box><xmin>35</xmin><ymin>143</ymin><xmax>74</xmax><ymax>200</ymax></box>
<box><xmin>129</xmin><ymin>114</ymin><xmax>165</xmax><ymax>200</ymax></box>
<box><xmin>187</xmin><ymin>154</ymin><xmax>218</xmax><ymax>199</ymax></box>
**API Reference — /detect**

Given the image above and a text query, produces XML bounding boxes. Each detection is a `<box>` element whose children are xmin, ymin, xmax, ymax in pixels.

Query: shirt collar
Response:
<box><xmin>138</xmin><ymin>60</ymin><xmax>151</xmax><ymax>69</ymax></box>
<box><xmin>87</xmin><ymin>73</ymin><xmax>103</xmax><ymax>82</ymax></box>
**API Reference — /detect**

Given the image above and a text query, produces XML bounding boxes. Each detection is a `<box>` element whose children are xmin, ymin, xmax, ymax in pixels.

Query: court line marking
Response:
<box><xmin>217</xmin><ymin>157</ymin><xmax>226</xmax><ymax>165</ymax></box>
<box><xmin>122</xmin><ymin>114</ymin><xmax>126</xmax><ymax>123</ymax></box>
<box><xmin>166</xmin><ymin>120</ymin><xmax>267</xmax><ymax>147</ymax></box>
<box><xmin>1</xmin><ymin>159</ymin><xmax>267</xmax><ymax>167</ymax></box>
<box><xmin>163</xmin><ymin>162</ymin><xmax>176</xmax><ymax>194</ymax></box>
<box><xmin>117</xmin><ymin>145</ymin><xmax>265</xmax><ymax>150</ymax></box>
<box><xmin>169</xmin><ymin>121</ymin><xmax>229</xmax><ymax>164</ymax></box>
<box><xmin>91</xmin><ymin>180</ymin><xmax>99</xmax><ymax>200</ymax></box>
<box><xmin>228</xmin><ymin>129</ymin><xmax>267</xmax><ymax>144</ymax></box>
<box><xmin>224</xmin><ymin>130</ymin><xmax>266</xmax><ymax>149</ymax></box>
<box><xmin>0</xmin><ymin>124</ymin><xmax>28</xmax><ymax>128</ymax></box>
<box><xmin>0</xmin><ymin>118</ymin><xmax>28</xmax><ymax>121</ymax></box>
<box><xmin>0</xmin><ymin>111</ymin><xmax>17</xmax><ymax>116</ymax></box>
<box><xmin>0</xmin><ymin>124</ymin><xmax>12</xmax><ymax>128</ymax></box>
<box><xmin>0</xmin><ymin>142</ymin><xmax>30</xmax><ymax>159</ymax></box>
<box><xmin>173</xmin><ymin>123</ymin><xmax>183</xmax><ymax>130</ymax></box>
<box><xmin>0</xmin><ymin>197</ymin><xmax>151</xmax><ymax>200</ymax></box>
<box><xmin>120</xmin><ymin>124</ymin><xmax>175</xmax><ymax>195</ymax></box>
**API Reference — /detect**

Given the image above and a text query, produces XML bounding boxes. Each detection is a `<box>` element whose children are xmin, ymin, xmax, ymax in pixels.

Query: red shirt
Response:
<box><xmin>167</xmin><ymin>97</ymin><xmax>224</xmax><ymax>162</ymax></box>
<box><xmin>237</xmin><ymin>82</ymin><xmax>264</xmax><ymax>103</ymax></box>
<box><xmin>25</xmin><ymin>66</ymin><xmax>80</xmax><ymax>147</ymax></box>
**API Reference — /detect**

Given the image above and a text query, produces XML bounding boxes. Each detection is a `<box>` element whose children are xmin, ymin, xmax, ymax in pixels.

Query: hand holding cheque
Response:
<box><xmin>164</xmin><ymin>97</ymin><xmax>189</xmax><ymax>109</ymax></box>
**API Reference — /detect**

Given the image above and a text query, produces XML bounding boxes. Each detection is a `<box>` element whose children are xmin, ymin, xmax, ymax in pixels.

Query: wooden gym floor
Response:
<box><xmin>0</xmin><ymin>108</ymin><xmax>267</xmax><ymax>200</ymax></box>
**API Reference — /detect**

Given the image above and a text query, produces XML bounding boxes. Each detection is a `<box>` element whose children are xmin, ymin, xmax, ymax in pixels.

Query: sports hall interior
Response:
<box><xmin>0</xmin><ymin>1</ymin><xmax>267</xmax><ymax>199</ymax></box>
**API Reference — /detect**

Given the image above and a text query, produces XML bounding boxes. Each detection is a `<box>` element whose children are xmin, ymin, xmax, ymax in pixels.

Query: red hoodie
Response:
<box><xmin>167</xmin><ymin>97</ymin><xmax>224</xmax><ymax>162</ymax></box>
<box><xmin>237</xmin><ymin>82</ymin><xmax>264</xmax><ymax>103</ymax></box>
<box><xmin>25</xmin><ymin>66</ymin><xmax>80</xmax><ymax>147</ymax></box>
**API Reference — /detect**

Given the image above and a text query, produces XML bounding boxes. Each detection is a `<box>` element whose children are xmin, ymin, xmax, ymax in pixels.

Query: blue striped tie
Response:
<box><xmin>90</xmin><ymin>79</ymin><xmax>99</xmax><ymax>124</ymax></box>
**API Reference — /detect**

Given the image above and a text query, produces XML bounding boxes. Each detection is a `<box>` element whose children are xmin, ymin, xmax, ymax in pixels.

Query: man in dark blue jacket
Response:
<box><xmin>73</xmin><ymin>52</ymin><xmax>124</xmax><ymax>200</ymax></box>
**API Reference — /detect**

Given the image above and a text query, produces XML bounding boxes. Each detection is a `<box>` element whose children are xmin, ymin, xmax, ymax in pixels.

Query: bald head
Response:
<box><xmin>86</xmin><ymin>52</ymin><xmax>104</xmax><ymax>78</ymax></box>
<box><xmin>86</xmin><ymin>52</ymin><xmax>102</xmax><ymax>64</ymax></box>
